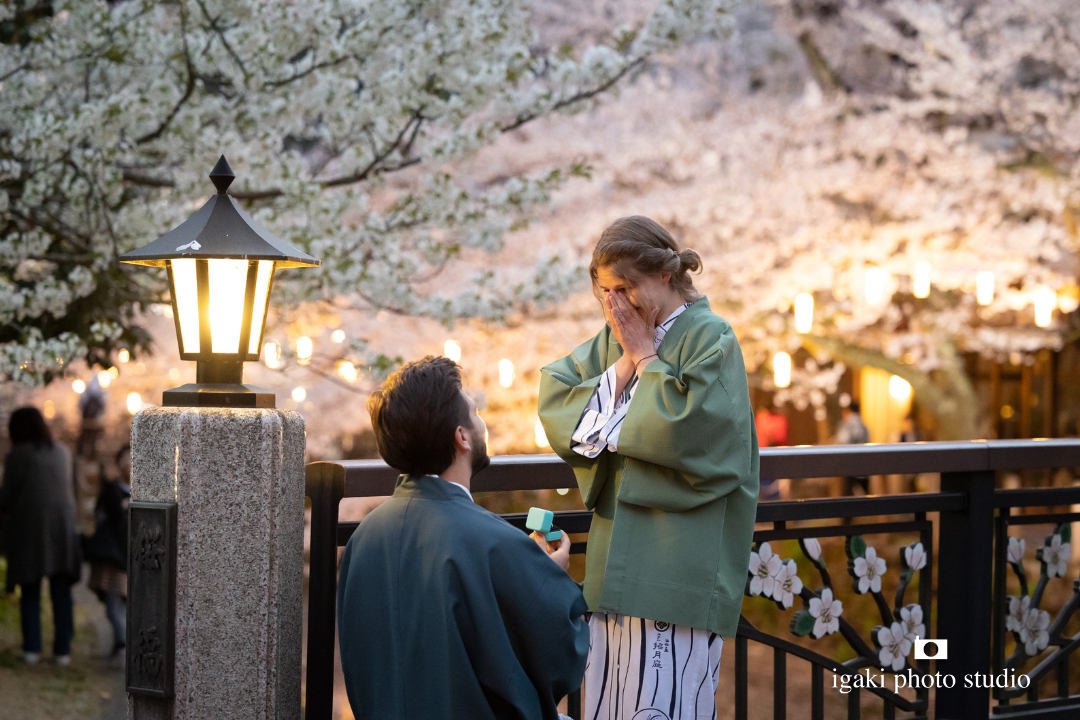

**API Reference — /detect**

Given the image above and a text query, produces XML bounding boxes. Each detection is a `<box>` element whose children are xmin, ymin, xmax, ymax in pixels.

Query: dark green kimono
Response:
<box><xmin>538</xmin><ymin>297</ymin><xmax>759</xmax><ymax>638</ymax></box>
<box><xmin>338</xmin><ymin>475</ymin><xmax>589</xmax><ymax>720</ymax></box>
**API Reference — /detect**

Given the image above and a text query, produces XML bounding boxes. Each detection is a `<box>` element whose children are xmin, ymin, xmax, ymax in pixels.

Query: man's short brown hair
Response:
<box><xmin>367</xmin><ymin>355</ymin><xmax>472</xmax><ymax>476</ymax></box>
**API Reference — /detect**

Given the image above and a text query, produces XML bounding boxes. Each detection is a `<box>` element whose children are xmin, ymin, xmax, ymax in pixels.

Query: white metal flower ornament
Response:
<box><xmin>808</xmin><ymin>587</ymin><xmax>844</xmax><ymax>639</ymax></box>
<box><xmin>748</xmin><ymin>542</ymin><xmax>783</xmax><ymax>598</ymax></box>
<box><xmin>874</xmin><ymin>623</ymin><xmax>912</xmax><ymax>672</ymax></box>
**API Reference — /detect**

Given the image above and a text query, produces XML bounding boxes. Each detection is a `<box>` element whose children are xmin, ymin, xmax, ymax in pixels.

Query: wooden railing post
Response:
<box><xmin>305</xmin><ymin>462</ymin><xmax>345</xmax><ymax>720</ymax></box>
<box><xmin>935</xmin><ymin>469</ymin><xmax>995</xmax><ymax>720</ymax></box>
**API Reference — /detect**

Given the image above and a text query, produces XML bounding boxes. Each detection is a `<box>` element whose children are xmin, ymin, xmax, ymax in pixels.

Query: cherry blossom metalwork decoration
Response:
<box><xmin>1001</xmin><ymin>525</ymin><xmax>1073</xmax><ymax>667</ymax></box>
<box><xmin>745</xmin><ymin>536</ymin><xmax>930</xmax><ymax>675</ymax></box>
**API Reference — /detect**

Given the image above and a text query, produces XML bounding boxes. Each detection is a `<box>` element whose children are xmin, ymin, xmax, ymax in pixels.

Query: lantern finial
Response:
<box><xmin>209</xmin><ymin>155</ymin><xmax>235</xmax><ymax>194</ymax></box>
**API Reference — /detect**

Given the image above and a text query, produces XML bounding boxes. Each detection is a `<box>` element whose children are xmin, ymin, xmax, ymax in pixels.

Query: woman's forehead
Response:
<box><xmin>595</xmin><ymin>266</ymin><xmax>629</xmax><ymax>287</ymax></box>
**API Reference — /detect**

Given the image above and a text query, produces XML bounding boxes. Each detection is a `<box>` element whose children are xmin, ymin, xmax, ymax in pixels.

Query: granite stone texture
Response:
<box><xmin>127</xmin><ymin>407</ymin><xmax>306</xmax><ymax>720</ymax></box>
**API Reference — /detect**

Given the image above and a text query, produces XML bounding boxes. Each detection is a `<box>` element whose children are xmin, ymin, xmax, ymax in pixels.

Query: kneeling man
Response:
<box><xmin>338</xmin><ymin>356</ymin><xmax>589</xmax><ymax>719</ymax></box>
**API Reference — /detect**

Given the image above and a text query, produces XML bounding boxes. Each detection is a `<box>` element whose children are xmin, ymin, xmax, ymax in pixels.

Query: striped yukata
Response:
<box><xmin>584</xmin><ymin>614</ymin><xmax>723</xmax><ymax>720</ymax></box>
<box><xmin>571</xmin><ymin>302</ymin><xmax>723</xmax><ymax>720</ymax></box>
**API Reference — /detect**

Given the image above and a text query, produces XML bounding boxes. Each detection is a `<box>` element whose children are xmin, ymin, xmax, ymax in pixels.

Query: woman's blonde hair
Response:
<box><xmin>589</xmin><ymin>216</ymin><xmax>703</xmax><ymax>302</ymax></box>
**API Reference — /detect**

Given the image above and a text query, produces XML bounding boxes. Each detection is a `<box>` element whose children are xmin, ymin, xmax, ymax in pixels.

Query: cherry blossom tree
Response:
<box><xmin>0</xmin><ymin>0</ymin><xmax>738</xmax><ymax>385</ymax></box>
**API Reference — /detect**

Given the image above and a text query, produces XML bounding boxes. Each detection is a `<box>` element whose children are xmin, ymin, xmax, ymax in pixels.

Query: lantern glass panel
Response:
<box><xmin>248</xmin><ymin>261</ymin><xmax>274</xmax><ymax>355</ymax></box>
<box><xmin>171</xmin><ymin>258</ymin><xmax>201</xmax><ymax>354</ymax></box>
<box><xmin>209</xmin><ymin>258</ymin><xmax>250</xmax><ymax>353</ymax></box>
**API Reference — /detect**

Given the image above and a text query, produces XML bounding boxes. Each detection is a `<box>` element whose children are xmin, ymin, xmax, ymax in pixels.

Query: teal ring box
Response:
<box><xmin>526</xmin><ymin>507</ymin><xmax>562</xmax><ymax>542</ymax></box>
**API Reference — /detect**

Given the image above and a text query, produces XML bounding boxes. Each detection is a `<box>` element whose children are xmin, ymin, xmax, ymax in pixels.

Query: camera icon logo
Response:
<box><xmin>913</xmin><ymin>637</ymin><xmax>948</xmax><ymax>660</ymax></box>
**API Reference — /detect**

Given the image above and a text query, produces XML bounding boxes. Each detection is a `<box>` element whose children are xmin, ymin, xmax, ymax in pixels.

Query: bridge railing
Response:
<box><xmin>304</xmin><ymin>439</ymin><xmax>1080</xmax><ymax>720</ymax></box>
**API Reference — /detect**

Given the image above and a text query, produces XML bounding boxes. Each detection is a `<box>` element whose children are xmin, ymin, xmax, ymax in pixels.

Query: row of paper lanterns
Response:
<box><xmin>771</xmin><ymin>350</ymin><xmax>912</xmax><ymax>401</ymax></box>
<box><xmin>792</xmin><ymin>269</ymin><xmax>1067</xmax><ymax>334</ymax></box>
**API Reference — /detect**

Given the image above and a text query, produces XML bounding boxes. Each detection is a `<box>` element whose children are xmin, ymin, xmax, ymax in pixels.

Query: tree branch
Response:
<box><xmin>500</xmin><ymin>56</ymin><xmax>645</xmax><ymax>133</ymax></box>
<box><xmin>137</xmin><ymin>7</ymin><xmax>198</xmax><ymax>145</ymax></box>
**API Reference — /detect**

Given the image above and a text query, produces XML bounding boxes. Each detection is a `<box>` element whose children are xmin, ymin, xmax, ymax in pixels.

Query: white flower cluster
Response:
<box><xmin>0</xmin><ymin>0</ymin><xmax>738</xmax><ymax>384</ymax></box>
<box><xmin>747</xmin><ymin>541</ymin><xmax>804</xmax><ymax>609</ymax></box>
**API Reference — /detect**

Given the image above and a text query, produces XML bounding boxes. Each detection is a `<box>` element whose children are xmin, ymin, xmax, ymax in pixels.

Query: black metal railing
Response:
<box><xmin>304</xmin><ymin>440</ymin><xmax>1080</xmax><ymax>720</ymax></box>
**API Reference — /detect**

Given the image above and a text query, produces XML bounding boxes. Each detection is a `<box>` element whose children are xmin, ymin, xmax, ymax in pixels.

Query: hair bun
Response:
<box><xmin>678</xmin><ymin>248</ymin><xmax>702</xmax><ymax>274</ymax></box>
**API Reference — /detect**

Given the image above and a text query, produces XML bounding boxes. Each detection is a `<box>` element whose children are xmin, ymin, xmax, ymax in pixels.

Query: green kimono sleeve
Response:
<box><xmin>616</xmin><ymin>327</ymin><xmax>756</xmax><ymax>512</ymax></box>
<box><xmin>538</xmin><ymin>334</ymin><xmax>613</xmax><ymax>510</ymax></box>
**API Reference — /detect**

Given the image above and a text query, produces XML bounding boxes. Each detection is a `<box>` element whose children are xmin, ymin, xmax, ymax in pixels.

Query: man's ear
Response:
<box><xmin>454</xmin><ymin>425</ymin><xmax>472</xmax><ymax>453</ymax></box>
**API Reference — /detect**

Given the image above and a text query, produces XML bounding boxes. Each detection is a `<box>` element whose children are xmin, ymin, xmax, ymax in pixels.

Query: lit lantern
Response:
<box><xmin>332</xmin><ymin>329</ymin><xmax>345</xmax><ymax>343</ymax></box>
<box><xmin>263</xmin><ymin>341</ymin><xmax>282</xmax><ymax>369</ymax></box>
<box><xmin>1034</xmin><ymin>286</ymin><xmax>1056</xmax><ymax>328</ymax></box>
<box><xmin>498</xmin><ymin>358</ymin><xmax>515</xmax><ymax>388</ymax></box>
<box><xmin>773</xmin><ymin>352</ymin><xmax>791</xmax><ymax>389</ymax></box>
<box><xmin>72</xmin><ymin>379</ymin><xmax>86</xmax><ymax>394</ymax></box>
<box><xmin>976</xmin><ymin>271</ymin><xmax>995</xmax><ymax>306</ymax></box>
<box><xmin>912</xmin><ymin>262</ymin><xmax>931</xmax><ymax>299</ymax></box>
<box><xmin>865</xmin><ymin>267</ymin><xmax>885</xmax><ymax>305</ymax></box>
<box><xmin>444</xmin><ymin>340</ymin><xmax>462</xmax><ymax>363</ymax></box>
<box><xmin>127</xmin><ymin>392</ymin><xmax>143</xmax><ymax>415</ymax></box>
<box><xmin>118</xmin><ymin>349</ymin><xmax>130</xmax><ymax>363</ymax></box>
<box><xmin>98</xmin><ymin>370</ymin><xmax>112</xmax><ymax>388</ymax></box>
<box><xmin>337</xmin><ymin>361</ymin><xmax>358</xmax><ymax>382</ymax></box>
<box><xmin>794</xmin><ymin>293</ymin><xmax>814</xmax><ymax>334</ymax></box>
<box><xmin>534</xmin><ymin>418</ymin><xmax>549</xmax><ymax>448</ymax></box>
<box><xmin>889</xmin><ymin>375</ymin><xmax>912</xmax><ymax>400</ymax></box>
<box><xmin>119</xmin><ymin>156</ymin><xmax>319</xmax><ymax>407</ymax></box>
<box><xmin>291</xmin><ymin>387</ymin><xmax>307</xmax><ymax>403</ymax></box>
<box><xmin>296</xmin><ymin>336</ymin><xmax>313</xmax><ymax>365</ymax></box>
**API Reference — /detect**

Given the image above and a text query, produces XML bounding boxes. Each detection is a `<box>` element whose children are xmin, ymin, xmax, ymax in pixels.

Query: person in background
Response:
<box><xmin>76</xmin><ymin>375</ymin><xmax>106</xmax><ymax>460</ymax></box>
<box><xmin>755</xmin><ymin>405</ymin><xmax>789</xmax><ymax>501</ymax></box>
<box><xmin>0</xmin><ymin>407</ymin><xmax>80</xmax><ymax>666</ymax></box>
<box><xmin>836</xmin><ymin>401</ymin><xmax>871</xmax><ymax>495</ymax></box>
<box><xmin>897</xmin><ymin>414</ymin><xmax>919</xmax><ymax>443</ymax></box>
<box><xmin>84</xmin><ymin>445</ymin><xmax>131</xmax><ymax>660</ymax></box>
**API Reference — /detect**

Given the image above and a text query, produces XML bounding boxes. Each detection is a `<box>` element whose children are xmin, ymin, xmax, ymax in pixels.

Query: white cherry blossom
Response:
<box><xmin>772</xmin><ymin>558</ymin><xmax>803</xmax><ymax>609</ymax></box>
<box><xmin>1040</xmin><ymin>534</ymin><xmax>1070</xmax><ymax>579</ymax></box>
<box><xmin>904</xmin><ymin>542</ymin><xmax>927</xmax><ymax>572</ymax></box>
<box><xmin>1020</xmin><ymin>607</ymin><xmax>1051</xmax><ymax>656</ymax></box>
<box><xmin>808</xmin><ymin>587</ymin><xmax>843</xmax><ymax>638</ymax></box>
<box><xmin>853</xmin><ymin>546</ymin><xmax>887</xmax><ymax>594</ymax></box>
<box><xmin>749</xmin><ymin>542</ymin><xmax>782</xmax><ymax>597</ymax></box>
<box><xmin>1007</xmin><ymin>537</ymin><xmax>1027</xmax><ymax>566</ymax></box>
<box><xmin>1006</xmin><ymin>596</ymin><xmax>1030</xmax><ymax>634</ymax></box>
<box><xmin>802</xmin><ymin>538</ymin><xmax>822</xmax><ymax>562</ymax></box>
<box><xmin>876</xmin><ymin>622</ymin><xmax>912</xmax><ymax>672</ymax></box>
<box><xmin>899</xmin><ymin>604</ymin><xmax>926</xmax><ymax>643</ymax></box>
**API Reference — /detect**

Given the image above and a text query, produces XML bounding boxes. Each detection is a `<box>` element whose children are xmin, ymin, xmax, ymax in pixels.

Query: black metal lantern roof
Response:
<box><xmin>119</xmin><ymin>156</ymin><xmax>320</xmax><ymax>269</ymax></box>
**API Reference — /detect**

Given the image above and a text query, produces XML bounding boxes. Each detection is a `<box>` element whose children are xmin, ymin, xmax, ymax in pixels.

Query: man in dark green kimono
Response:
<box><xmin>338</xmin><ymin>356</ymin><xmax>590</xmax><ymax>720</ymax></box>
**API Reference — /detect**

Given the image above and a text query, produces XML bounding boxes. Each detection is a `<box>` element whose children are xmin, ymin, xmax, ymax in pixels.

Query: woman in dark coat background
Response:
<box><xmin>0</xmin><ymin>406</ymin><xmax>80</xmax><ymax>665</ymax></box>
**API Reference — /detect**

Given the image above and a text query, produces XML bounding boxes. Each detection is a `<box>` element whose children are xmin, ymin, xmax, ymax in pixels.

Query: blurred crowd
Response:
<box><xmin>0</xmin><ymin>399</ymin><xmax>130</xmax><ymax>668</ymax></box>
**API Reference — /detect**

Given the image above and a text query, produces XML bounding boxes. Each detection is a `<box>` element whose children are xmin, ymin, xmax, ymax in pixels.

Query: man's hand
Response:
<box><xmin>530</xmin><ymin>530</ymin><xmax>571</xmax><ymax>572</ymax></box>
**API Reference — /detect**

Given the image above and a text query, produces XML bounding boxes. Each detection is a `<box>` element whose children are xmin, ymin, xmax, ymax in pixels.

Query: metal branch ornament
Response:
<box><xmin>120</xmin><ymin>156</ymin><xmax>320</xmax><ymax>407</ymax></box>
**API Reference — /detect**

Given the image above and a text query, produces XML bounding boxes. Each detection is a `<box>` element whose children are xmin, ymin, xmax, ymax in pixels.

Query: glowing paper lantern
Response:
<box><xmin>913</xmin><ymin>262</ymin><xmax>931</xmax><ymax>299</ymax></box>
<box><xmin>98</xmin><ymin>370</ymin><xmax>112</xmax><ymax>388</ymax></box>
<box><xmin>889</xmin><ymin>375</ymin><xmax>912</xmax><ymax>400</ymax></box>
<box><xmin>264</xmin><ymin>341</ymin><xmax>282</xmax><ymax>369</ymax></box>
<box><xmin>773</xmin><ymin>352</ymin><xmax>791</xmax><ymax>389</ymax></box>
<box><xmin>126</xmin><ymin>393</ymin><xmax>143</xmax><ymax>415</ymax></box>
<box><xmin>291</xmin><ymin>387</ymin><xmax>307</xmax><ymax>403</ymax></box>
<box><xmin>499</xmin><ymin>359</ymin><xmax>515</xmax><ymax>388</ymax></box>
<box><xmin>444</xmin><ymin>340</ymin><xmax>461</xmax><ymax>363</ymax></box>
<box><xmin>794</xmin><ymin>293</ymin><xmax>814</xmax><ymax>334</ymax></box>
<box><xmin>332</xmin><ymin>329</ymin><xmax>345</xmax><ymax>343</ymax></box>
<box><xmin>72</xmin><ymin>379</ymin><xmax>86</xmax><ymax>394</ymax></box>
<box><xmin>337</xmin><ymin>361</ymin><xmax>358</xmax><ymax>382</ymax></box>
<box><xmin>976</xmin><ymin>272</ymin><xmax>994</xmax><ymax>306</ymax></box>
<box><xmin>1034</xmin><ymin>286</ymin><xmax>1056</xmax><ymax>327</ymax></box>
<box><xmin>118</xmin><ymin>349</ymin><xmax>130</xmax><ymax>363</ymax></box>
<box><xmin>296</xmin><ymin>336</ymin><xmax>313</xmax><ymax>364</ymax></box>
<box><xmin>865</xmin><ymin>267</ymin><xmax>886</xmax><ymax>305</ymax></box>
<box><xmin>534</xmin><ymin>418</ymin><xmax>549</xmax><ymax>448</ymax></box>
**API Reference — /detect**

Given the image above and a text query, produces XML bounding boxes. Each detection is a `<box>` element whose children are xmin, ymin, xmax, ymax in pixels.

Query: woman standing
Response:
<box><xmin>539</xmin><ymin>217</ymin><xmax>759</xmax><ymax>719</ymax></box>
<box><xmin>85</xmin><ymin>445</ymin><xmax>130</xmax><ymax>659</ymax></box>
<box><xmin>0</xmin><ymin>407</ymin><xmax>80</xmax><ymax>665</ymax></box>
